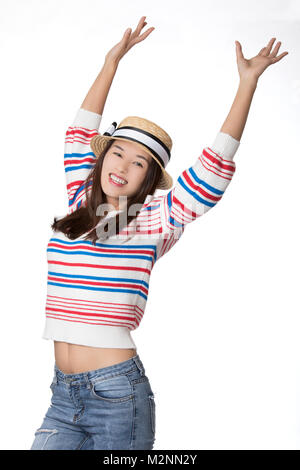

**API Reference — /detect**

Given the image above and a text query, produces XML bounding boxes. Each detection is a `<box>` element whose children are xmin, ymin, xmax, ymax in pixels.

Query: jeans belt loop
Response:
<box><xmin>54</xmin><ymin>371</ymin><xmax>58</xmax><ymax>385</ymax></box>
<box><xmin>133</xmin><ymin>356</ymin><xmax>145</xmax><ymax>376</ymax></box>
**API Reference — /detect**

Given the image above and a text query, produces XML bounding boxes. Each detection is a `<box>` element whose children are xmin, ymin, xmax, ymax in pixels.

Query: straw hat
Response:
<box><xmin>90</xmin><ymin>115</ymin><xmax>173</xmax><ymax>190</ymax></box>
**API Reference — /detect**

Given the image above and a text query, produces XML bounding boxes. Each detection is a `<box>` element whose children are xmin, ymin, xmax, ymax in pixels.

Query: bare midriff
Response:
<box><xmin>54</xmin><ymin>341</ymin><xmax>137</xmax><ymax>374</ymax></box>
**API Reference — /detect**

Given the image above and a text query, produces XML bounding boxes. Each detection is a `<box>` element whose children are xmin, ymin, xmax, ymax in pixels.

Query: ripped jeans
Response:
<box><xmin>30</xmin><ymin>354</ymin><xmax>156</xmax><ymax>450</ymax></box>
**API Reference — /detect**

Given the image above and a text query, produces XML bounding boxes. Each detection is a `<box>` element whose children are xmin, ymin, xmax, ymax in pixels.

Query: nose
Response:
<box><xmin>116</xmin><ymin>162</ymin><xmax>128</xmax><ymax>176</ymax></box>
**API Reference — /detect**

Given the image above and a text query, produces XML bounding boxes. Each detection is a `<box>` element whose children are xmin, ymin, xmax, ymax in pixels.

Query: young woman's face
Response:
<box><xmin>101</xmin><ymin>139</ymin><xmax>151</xmax><ymax>211</ymax></box>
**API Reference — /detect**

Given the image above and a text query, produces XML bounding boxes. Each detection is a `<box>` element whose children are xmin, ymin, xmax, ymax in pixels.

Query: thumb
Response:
<box><xmin>235</xmin><ymin>40</ymin><xmax>244</xmax><ymax>60</ymax></box>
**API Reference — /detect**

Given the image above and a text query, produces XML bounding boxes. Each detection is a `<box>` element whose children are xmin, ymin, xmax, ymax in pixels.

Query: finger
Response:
<box><xmin>133</xmin><ymin>16</ymin><xmax>147</xmax><ymax>36</ymax></box>
<box><xmin>271</xmin><ymin>51</ymin><xmax>289</xmax><ymax>63</ymax></box>
<box><xmin>140</xmin><ymin>21</ymin><xmax>148</xmax><ymax>31</ymax></box>
<box><xmin>235</xmin><ymin>40</ymin><xmax>244</xmax><ymax>60</ymax></box>
<box><xmin>138</xmin><ymin>20</ymin><xmax>150</xmax><ymax>35</ymax></box>
<box><xmin>123</xmin><ymin>27</ymin><xmax>132</xmax><ymax>39</ymax></box>
<box><xmin>123</xmin><ymin>19</ymin><xmax>147</xmax><ymax>40</ymax></box>
<box><xmin>130</xmin><ymin>27</ymin><xmax>155</xmax><ymax>45</ymax></box>
<box><xmin>264</xmin><ymin>37</ymin><xmax>276</xmax><ymax>55</ymax></box>
<box><xmin>270</xmin><ymin>41</ymin><xmax>281</xmax><ymax>57</ymax></box>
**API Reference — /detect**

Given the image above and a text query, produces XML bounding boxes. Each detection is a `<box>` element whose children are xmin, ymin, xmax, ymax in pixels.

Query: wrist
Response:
<box><xmin>104</xmin><ymin>56</ymin><xmax>120</xmax><ymax>69</ymax></box>
<box><xmin>239</xmin><ymin>75</ymin><xmax>258</xmax><ymax>89</ymax></box>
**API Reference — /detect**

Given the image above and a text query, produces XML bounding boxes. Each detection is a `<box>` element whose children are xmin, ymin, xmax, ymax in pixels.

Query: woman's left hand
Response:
<box><xmin>235</xmin><ymin>37</ymin><xmax>289</xmax><ymax>82</ymax></box>
<box><xmin>105</xmin><ymin>16</ymin><xmax>155</xmax><ymax>64</ymax></box>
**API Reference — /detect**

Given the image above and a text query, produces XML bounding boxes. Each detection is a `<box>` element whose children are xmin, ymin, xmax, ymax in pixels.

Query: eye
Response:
<box><xmin>113</xmin><ymin>152</ymin><xmax>143</xmax><ymax>168</ymax></box>
<box><xmin>114</xmin><ymin>152</ymin><xmax>143</xmax><ymax>167</ymax></box>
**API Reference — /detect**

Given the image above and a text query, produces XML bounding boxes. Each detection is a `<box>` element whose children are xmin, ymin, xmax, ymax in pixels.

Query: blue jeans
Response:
<box><xmin>30</xmin><ymin>354</ymin><xmax>156</xmax><ymax>450</ymax></box>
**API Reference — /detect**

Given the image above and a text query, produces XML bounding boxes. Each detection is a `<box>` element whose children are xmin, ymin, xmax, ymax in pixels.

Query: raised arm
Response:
<box><xmin>80</xmin><ymin>60</ymin><xmax>119</xmax><ymax>115</ymax></box>
<box><xmin>80</xmin><ymin>16</ymin><xmax>155</xmax><ymax>114</ymax></box>
<box><xmin>220</xmin><ymin>37</ymin><xmax>288</xmax><ymax>141</ymax></box>
<box><xmin>154</xmin><ymin>37</ymin><xmax>289</xmax><ymax>259</ymax></box>
<box><xmin>64</xmin><ymin>17</ymin><xmax>155</xmax><ymax>213</ymax></box>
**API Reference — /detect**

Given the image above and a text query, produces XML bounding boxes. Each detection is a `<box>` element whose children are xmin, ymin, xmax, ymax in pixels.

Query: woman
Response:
<box><xmin>30</xmin><ymin>16</ymin><xmax>288</xmax><ymax>450</ymax></box>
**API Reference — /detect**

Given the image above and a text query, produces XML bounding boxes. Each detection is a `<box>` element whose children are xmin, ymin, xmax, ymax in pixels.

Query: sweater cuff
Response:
<box><xmin>72</xmin><ymin>107</ymin><xmax>102</xmax><ymax>130</ymax></box>
<box><xmin>211</xmin><ymin>132</ymin><xmax>240</xmax><ymax>160</ymax></box>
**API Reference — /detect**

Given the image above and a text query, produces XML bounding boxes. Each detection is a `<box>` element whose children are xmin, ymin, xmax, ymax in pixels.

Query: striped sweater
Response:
<box><xmin>42</xmin><ymin>108</ymin><xmax>240</xmax><ymax>349</ymax></box>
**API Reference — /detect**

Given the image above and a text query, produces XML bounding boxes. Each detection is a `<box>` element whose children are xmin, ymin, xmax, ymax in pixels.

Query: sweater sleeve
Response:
<box><xmin>64</xmin><ymin>108</ymin><xmax>102</xmax><ymax>214</ymax></box>
<box><xmin>156</xmin><ymin>131</ymin><xmax>240</xmax><ymax>260</ymax></box>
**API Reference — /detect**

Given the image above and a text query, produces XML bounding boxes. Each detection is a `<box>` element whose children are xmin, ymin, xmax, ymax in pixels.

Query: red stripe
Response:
<box><xmin>46</xmin><ymin>305</ymin><xmax>136</xmax><ymax>322</ymax></box>
<box><xmin>47</xmin><ymin>294</ymin><xmax>143</xmax><ymax>311</ymax></box>
<box><xmin>67</xmin><ymin>179</ymin><xmax>85</xmax><ymax>191</ymax></box>
<box><xmin>67</xmin><ymin>188</ymin><xmax>85</xmax><ymax>205</ymax></box>
<box><xmin>182</xmin><ymin>169</ymin><xmax>222</xmax><ymax>203</ymax></box>
<box><xmin>163</xmin><ymin>195</ymin><xmax>172</xmax><ymax>231</ymax></box>
<box><xmin>64</xmin><ymin>157</ymin><xmax>95</xmax><ymax>166</ymax></box>
<box><xmin>120</xmin><ymin>226</ymin><xmax>162</xmax><ymax>236</ymax></box>
<box><xmin>48</xmin><ymin>276</ymin><xmax>148</xmax><ymax>295</ymax></box>
<box><xmin>161</xmin><ymin>231</ymin><xmax>176</xmax><ymax>257</ymax></box>
<box><xmin>199</xmin><ymin>155</ymin><xmax>234</xmax><ymax>181</ymax></box>
<box><xmin>45</xmin><ymin>313</ymin><xmax>134</xmax><ymax>329</ymax></box>
<box><xmin>172</xmin><ymin>203</ymin><xmax>195</xmax><ymax>224</ymax></box>
<box><xmin>208</xmin><ymin>146</ymin><xmax>237</xmax><ymax>163</ymax></box>
<box><xmin>49</xmin><ymin>241</ymin><xmax>155</xmax><ymax>257</ymax></box>
<box><xmin>46</xmin><ymin>309</ymin><xmax>136</xmax><ymax>326</ymax></box>
<box><xmin>138</xmin><ymin>212</ymin><xmax>161</xmax><ymax>223</ymax></box>
<box><xmin>47</xmin><ymin>299</ymin><xmax>137</xmax><ymax>315</ymax></box>
<box><xmin>66</xmin><ymin>127</ymin><xmax>99</xmax><ymax>139</ymax></box>
<box><xmin>172</xmin><ymin>194</ymin><xmax>198</xmax><ymax>218</ymax></box>
<box><xmin>48</xmin><ymin>260</ymin><xmax>150</xmax><ymax>276</ymax></box>
<box><xmin>203</xmin><ymin>148</ymin><xmax>236</xmax><ymax>173</ymax></box>
<box><xmin>201</xmin><ymin>153</ymin><xmax>235</xmax><ymax>177</ymax></box>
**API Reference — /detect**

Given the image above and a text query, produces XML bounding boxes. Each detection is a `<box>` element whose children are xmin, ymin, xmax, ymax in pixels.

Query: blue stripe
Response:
<box><xmin>169</xmin><ymin>216</ymin><xmax>184</xmax><ymax>228</ymax></box>
<box><xmin>65</xmin><ymin>164</ymin><xmax>94</xmax><ymax>172</ymax></box>
<box><xmin>50</xmin><ymin>238</ymin><xmax>157</xmax><ymax>262</ymax></box>
<box><xmin>47</xmin><ymin>248</ymin><xmax>153</xmax><ymax>262</ymax></box>
<box><xmin>141</xmin><ymin>204</ymin><xmax>160</xmax><ymax>211</ymax></box>
<box><xmin>69</xmin><ymin>182</ymin><xmax>85</xmax><ymax>205</ymax></box>
<box><xmin>165</xmin><ymin>192</ymin><xmax>184</xmax><ymax>228</ymax></box>
<box><xmin>48</xmin><ymin>271</ymin><xmax>149</xmax><ymax>288</ymax></box>
<box><xmin>68</xmin><ymin>180</ymin><xmax>92</xmax><ymax>206</ymax></box>
<box><xmin>178</xmin><ymin>176</ymin><xmax>217</xmax><ymax>208</ymax></box>
<box><xmin>189</xmin><ymin>167</ymin><xmax>224</xmax><ymax>195</ymax></box>
<box><xmin>64</xmin><ymin>151</ymin><xmax>95</xmax><ymax>159</ymax></box>
<box><xmin>50</xmin><ymin>238</ymin><xmax>156</xmax><ymax>249</ymax></box>
<box><xmin>47</xmin><ymin>282</ymin><xmax>148</xmax><ymax>300</ymax></box>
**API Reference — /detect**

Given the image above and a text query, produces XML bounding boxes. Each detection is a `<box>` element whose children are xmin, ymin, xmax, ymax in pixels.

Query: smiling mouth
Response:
<box><xmin>109</xmin><ymin>173</ymin><xmax>128</xmax><ymax>186</ymax></box>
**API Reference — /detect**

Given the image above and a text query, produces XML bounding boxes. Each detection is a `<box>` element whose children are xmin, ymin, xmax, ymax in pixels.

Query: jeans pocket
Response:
<box><xmin>91</xmin><ymin>373</ymin><xmax>134</xmax><ymax>403</ymax></box>
<box><xmin>148</xmin><ymin>394</ymin><xmax>156</xmax><ymax>435</ymax></box>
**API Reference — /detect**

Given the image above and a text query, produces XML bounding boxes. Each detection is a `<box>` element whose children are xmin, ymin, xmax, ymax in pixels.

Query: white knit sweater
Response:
<box><xmin>42</xmin><ymin>108</ymin><xmax>240</xmax><ymax>349</ymax></box>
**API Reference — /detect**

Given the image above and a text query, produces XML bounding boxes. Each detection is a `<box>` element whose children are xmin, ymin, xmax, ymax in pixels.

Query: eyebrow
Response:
<box><xmin>112</xmin><ymin>144</ymin><xmax>150</xmax><ymax>163</ymax></box>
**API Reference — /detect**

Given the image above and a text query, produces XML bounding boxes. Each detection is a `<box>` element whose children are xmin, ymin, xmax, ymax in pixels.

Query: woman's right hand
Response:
<box><xmin>105</xmin><ymin>16</ymin><xmax>155</xmax><ymax>64</ymax></box>
<box><xmin>235</xmin><ymin>37</ymin><xmax>289</xmax><ymax>82</ymax></box>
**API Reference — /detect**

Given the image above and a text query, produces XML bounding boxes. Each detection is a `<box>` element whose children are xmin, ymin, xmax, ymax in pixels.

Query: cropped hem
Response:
<box><xmin>42</xmin><ymin>318</ymin><xmax>137</xmax><ymax>349</ymax></box>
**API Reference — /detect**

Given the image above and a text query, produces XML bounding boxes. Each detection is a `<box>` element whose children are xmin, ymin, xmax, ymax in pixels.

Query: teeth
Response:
<box><xmin>110</xmin><ymin>173</ymin><xmax>127</xmax><ymax>184</ymax></box>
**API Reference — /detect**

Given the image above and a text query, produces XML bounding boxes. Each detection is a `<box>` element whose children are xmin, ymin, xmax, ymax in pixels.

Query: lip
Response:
<box><xmin>109</xmin><ymin>172</ymin><xmax>128</xmax><ymax>187</ymax></box>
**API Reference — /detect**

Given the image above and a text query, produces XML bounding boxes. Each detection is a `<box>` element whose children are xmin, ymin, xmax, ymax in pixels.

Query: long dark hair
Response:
<box><xmin>51</xmin><ymin>139</ymin><xmax>162</xmax><ymax>245</ymax></box>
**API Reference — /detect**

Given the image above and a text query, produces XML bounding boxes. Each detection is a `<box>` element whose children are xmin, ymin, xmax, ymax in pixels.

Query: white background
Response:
<box><xmin>0</xmin><ymin>0</ymin><xmax>299</xmax><ymax>450</ymax></box>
